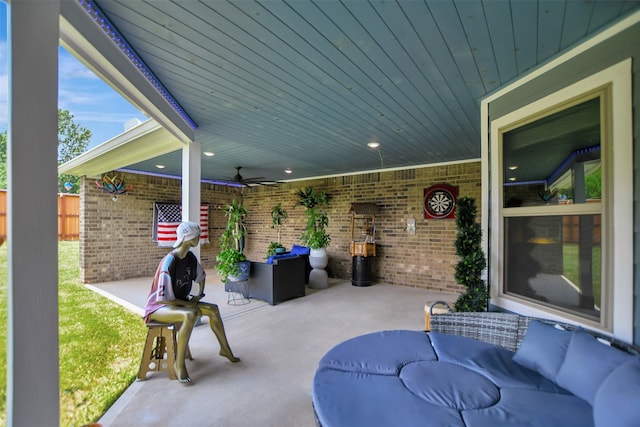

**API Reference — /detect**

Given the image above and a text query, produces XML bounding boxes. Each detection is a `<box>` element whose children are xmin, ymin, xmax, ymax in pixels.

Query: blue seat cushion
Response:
<box><xmin>513</xmin><ymin>320</ymin><xmax>572</xmax><ymax>380</ymax></box>
<box><xmin>313</xmin><ymin>367</ymin><xmax>465</xmax><ymax>427</ymax></box>
<box><xmin>593</xmin><ymin>357</ymin><xmax>640</xmax><ymax>427</ymax></box>
<box><xmin>429</xmin><ymin>332</ymin><xmax>568</xmax><ymax>393</ymax></box>
<box><xmin>290</xmin><ymin>244</ymin><xmax>310</xmax><ymax>255</ymax></box>
<box><xmin>555</xmin><ymin>330</ymin><xmax>634</xmax><ymax>405</ymax></box>
<box><xmin>461</xmin><ymin>388</ymin><xmax>594</xmax><ymax>427</ymax></box>
<box><xmin>318</xmin><ymin>330</ymin><xmax>436</xmax><ymax>375</ymax></box>
<box><xmin>265</xmin><ymin>253</ymin><xmax>297</xmax><ymax>264</ymax></box>
<box><xmin>399</xmin><ymin>360</ymin><xmax>500</xmax><ymax>410</ymax></box>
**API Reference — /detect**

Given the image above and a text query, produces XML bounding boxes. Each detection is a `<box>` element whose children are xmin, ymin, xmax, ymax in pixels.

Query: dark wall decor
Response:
<box><xmin>424</xmin><ymin>184</ymin><xmax>458</xmax><ymax>219</ymax></box>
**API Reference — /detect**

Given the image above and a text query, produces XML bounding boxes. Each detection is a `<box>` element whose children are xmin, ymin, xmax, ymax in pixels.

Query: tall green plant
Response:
<box><xmin>266</xmin><ymin>203</ymin><xmax>289</xmax><ymax>257</ymax></box>
<box><xmin>270</xmin><ymin>203</ymin><xmax>288</xmax><ymax>244</ymax></box>
<box><xmin>453</xmin><ymin>196</ymin><xmax>488</xmax><ymax>312</ymax></box>
<box><xmin>296</xmin><ymin>187</ymin><xmax>331</xmax><ymax>249</ymax></box>
<box><xmin>216</xmin><ymin>198</ymin><xmax>248</xmax><ymax>282</ymax></box>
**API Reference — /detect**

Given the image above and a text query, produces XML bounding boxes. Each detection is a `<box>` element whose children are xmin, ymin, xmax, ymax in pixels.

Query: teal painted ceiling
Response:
<box><xmin>66</xmin><ymin>0</ymin><xmax>640</xmax><ymax>184</ymax></box>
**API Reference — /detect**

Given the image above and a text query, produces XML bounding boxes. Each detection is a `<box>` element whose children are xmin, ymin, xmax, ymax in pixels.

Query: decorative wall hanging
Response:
<box><xmin>424</xmin><ymin>184</ymin><xmax>458</xmax><ymax>219</ymax></box>
<box><xmin>95</xmin><ymin>174</ymin><xmax>134</xmax><ymax>201</ymax></box>
<box><xmin>153</xmin><ymin>203</ymin><xmax>210</xmax><ymax>246</ymax></box>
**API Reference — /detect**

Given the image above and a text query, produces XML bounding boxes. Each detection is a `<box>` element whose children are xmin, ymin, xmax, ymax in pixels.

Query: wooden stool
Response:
<box><xmin>137</xmin><ymin>321</ymin><xmax>192</xmax><ymax>381</ymax></box>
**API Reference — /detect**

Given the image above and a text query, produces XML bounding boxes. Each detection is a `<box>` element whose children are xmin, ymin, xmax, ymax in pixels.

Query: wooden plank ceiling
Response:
<box><xmin>83</xmin><ymin>0</ymin><xmax>639</xmax><ymax>184</ymax></box>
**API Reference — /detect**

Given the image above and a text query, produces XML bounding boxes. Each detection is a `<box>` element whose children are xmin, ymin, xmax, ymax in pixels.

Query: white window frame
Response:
<box><xmin>484</xmin><ymin>59</ymin><xmax>633</xmax><ymax>342</ymax></box>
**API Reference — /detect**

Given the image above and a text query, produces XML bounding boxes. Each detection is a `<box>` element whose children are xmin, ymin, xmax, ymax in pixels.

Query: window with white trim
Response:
<box><xmin>501</xmin><ymin>94</ymin><xmax>604</xmax><ymax>322</ymax></box>
<box><xmin>488</xmin><ymin>60</ymin><xmax>633</xmax><ymax>338</ymax></box>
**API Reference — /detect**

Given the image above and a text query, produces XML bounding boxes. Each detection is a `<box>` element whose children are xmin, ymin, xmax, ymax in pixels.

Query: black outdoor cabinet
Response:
<box><xmin>349</xmin><ymin>203</ymin><xmax>378</xmax><ymax>287</ymax></box>
<box><xmin>248</xmin><ymin>256</ymin><xmax>306</xmax><ymax>305</ymax></box>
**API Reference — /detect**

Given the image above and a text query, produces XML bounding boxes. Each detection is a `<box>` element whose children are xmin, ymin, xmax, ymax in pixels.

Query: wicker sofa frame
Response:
<box><xmin>429</xmin><ymin>311</ymin><xmax>640</xmax><ymax>356</ymax></box>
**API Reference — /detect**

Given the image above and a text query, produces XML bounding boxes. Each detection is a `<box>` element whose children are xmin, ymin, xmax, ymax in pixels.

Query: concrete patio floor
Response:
<box><xmin>89</xmin><ymin>274</ymin><xmax>457</xmax><ymax>427</ymax></box>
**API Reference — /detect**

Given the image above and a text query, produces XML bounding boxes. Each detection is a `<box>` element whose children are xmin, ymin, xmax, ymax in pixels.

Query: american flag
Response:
<box><xmin>154</xmin><ymin>203</ymin><xmax>209</xmax><ymax>247</ymax></box>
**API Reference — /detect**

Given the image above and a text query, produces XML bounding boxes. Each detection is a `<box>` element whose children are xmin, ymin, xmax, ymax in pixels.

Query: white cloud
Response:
<box><xmin>58</xmin><ymin>51</ymin><xmax>99</xmax><ymax>81</ymax></box>
<box><xmin>0</xmin><ymin>38</ymin><xmax>145</xmax><ymax>140</ymax></box>
<box><xmin>73</xmin><ymin>111</ymin><xmax>145</xmax><ymax>124</ymax></box>
<box><xmin>58</xmin><ymin>86</ymin><xmax>114</xmax><ymax>108</ymax></box>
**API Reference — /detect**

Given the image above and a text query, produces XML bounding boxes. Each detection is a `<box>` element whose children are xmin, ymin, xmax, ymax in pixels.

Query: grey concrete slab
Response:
<box><xmin>90</xmin><ymin>276</ymin><xmax>457</xmax><ymax>427</ymax></box>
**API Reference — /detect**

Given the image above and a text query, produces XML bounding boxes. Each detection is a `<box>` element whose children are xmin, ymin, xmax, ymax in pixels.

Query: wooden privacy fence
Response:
<box><xmin>0</xmin><ymin>190</ymin><xmax>80</xmax><ymax>241</ymax></box>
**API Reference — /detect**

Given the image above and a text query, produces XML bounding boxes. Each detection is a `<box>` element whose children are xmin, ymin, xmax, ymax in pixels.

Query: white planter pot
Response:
<box><xmin>309</xmin><ymin>248</ymin><xmax>329</xmax><ymax>268</ymax></box>
<box><xmin>308</xmin><ymin>248</ymin><xmax>329</xmax><ymax>289</ymax></box>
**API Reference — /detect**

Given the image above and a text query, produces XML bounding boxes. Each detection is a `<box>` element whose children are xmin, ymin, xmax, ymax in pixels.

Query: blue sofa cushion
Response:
<box><xmin>461</xmin><ymin>388</ymin><xmax>594</xmax><ymax>427</ymax></box>
<box><xmin>313</xmin><ymin>367</ymin><xmax>465</xmax><ymax>427</ymax></box>
<box><xmin>555</xmin><ymin>330</ymin><xmax>634</xmax><ymax>405</ymax></box>
<box><xmin>290</xmin><ymin>244</ymin><xmax>310</xmax><ymax>255</ymax></box>
<box><xmin>265</xmin><ymin>253</ymin><xmax>297</xmax><ymax>264</ymax></box>
<box><xmin>429</xmin><ymin>332</ymin><xmax>567</xmax><ymax>393</ymax></box>
<box><xmin>593</xmin><ymin>358</ymin><xmax>640</xmax><ymax>427</ymax></box>
<box><xmin>400</xmin><ymin>360</ymin><xmax>500</xmax><ymax>410</ymax></box>
<box><xmin>513</xmin><ymin>320</ymin><xmax>572</xmax><ymax>380</ymax></box>
<box><xmin>318</xmin><ymin>330</ymin><xmax>436</xmax><ymax>375</ymax></box>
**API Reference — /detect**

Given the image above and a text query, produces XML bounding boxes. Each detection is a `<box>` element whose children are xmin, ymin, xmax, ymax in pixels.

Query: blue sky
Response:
<box><xmin>0</xmin><ymin>2</ymin><xmax>148</xmax><ymax>149</ymax></box>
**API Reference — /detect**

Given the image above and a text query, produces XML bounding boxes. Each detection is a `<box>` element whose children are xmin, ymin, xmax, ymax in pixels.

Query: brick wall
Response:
<box><xmin>80</xmin><ymin>173</ymin><xmax>239</xmax><ymax>283</ymax></box>
<box><xmin>80</xmin><ymin>160</ymin><xmax>481</xmax><ymax>293</ymax></box>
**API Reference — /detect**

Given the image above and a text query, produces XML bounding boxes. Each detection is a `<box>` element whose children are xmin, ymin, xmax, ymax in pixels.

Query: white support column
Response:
<box><xmin>182</xmin><ymin>141</ymin><xmax>202</xmax><ymax>259</ymax></box>
<box><xmin>7</xmin><ymin>1</ymin><xmax>60</xmax><ymax>425</ymax></box>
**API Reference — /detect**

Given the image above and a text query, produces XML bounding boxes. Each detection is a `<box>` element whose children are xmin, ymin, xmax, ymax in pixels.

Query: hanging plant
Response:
<box><xmin>453</xmin><ymin>196</ymin><xmax>488</xmax><ymax>312</ymax></box>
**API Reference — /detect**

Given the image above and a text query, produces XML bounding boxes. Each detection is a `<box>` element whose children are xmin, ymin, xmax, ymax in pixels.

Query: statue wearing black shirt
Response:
<box><xmin>144</xmin><ymin>222</ymin><xmax>239</xmax><ymax>384</ymax></box>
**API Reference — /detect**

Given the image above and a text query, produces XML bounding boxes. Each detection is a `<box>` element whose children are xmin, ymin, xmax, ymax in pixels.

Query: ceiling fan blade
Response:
<box><xmin>217</xmin><ymin>167</ymin><xmax>281</xmax><ymax>187</ymax></box>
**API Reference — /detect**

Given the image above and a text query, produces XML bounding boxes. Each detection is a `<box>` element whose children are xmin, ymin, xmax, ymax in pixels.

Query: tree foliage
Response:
<box><xmin>57</xmin><ymin>109</ymin><xmax>92</xmax><ymax>193</ymax></box>
<box><xmin>296</xmin><ymin>186</ymin><xmax>331</xmax><ymax>249</ymax></box>
<box><xmin>0</xmin><ymin>132</ymin><xmax>6</xmax><ymax>190</ymax></box>
<box><xmin>0</xmin><ymin>109</ymin><xmax>91</xmax><ymax>192</ymax></box>
<box><xmin>453</xmin><ymin>196</ymin><xmax>489</xmax><ymax>312</ymax></box>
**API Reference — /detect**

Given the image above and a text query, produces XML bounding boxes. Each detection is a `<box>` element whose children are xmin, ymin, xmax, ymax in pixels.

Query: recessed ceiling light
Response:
<box><xmin>155</xmin><ymin>164</ymin><xmax>166</xmax><ymax>169</ymax></box>
<box><xmin>508</xmin><ymin>165</ymin><xmax>518</xmax><ymax>170</ymax></box>
<box><xmin>203</xmin><ymin>151</ymin><xmax>215</xmax><ymax>157</ymax></box>
<box><xmin>284</xmin><ymin>169</ymin><xmax>293</xmax><ymax>174</ymax></box>
<box><xmin>367</xmin><ymin>141</ymin><xmax>380</xmax><ymax>148</ymax></box>
<box><xmin>509</xmin><ymin>177</ymin><xmax>516</xmax><ymax>181</ymax></box>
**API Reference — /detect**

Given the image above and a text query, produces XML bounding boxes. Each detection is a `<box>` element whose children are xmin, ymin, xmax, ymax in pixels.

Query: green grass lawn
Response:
<box><xmin>563</xmin><ymin>243</ymin><xmax>602</xmax><ymax>306</ymax></box>
<box><xmin>0</xmin><ymin>241</ymin><xmax>147</xmax><ymax>426</ymax></box>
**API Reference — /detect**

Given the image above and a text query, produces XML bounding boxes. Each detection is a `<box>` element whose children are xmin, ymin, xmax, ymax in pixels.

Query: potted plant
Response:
<box><xmin>216</xmin><ymin>198</ymin><xmax>250</xmax><ymax>283</ymax></box>
<box><xmin>296</xmin><ymin>187</ymin><xmax>331</xmax><ymax>288</ymax></box>
<box><xmin>453</xmin><ymin>196</ymin><xmax>488</xmax><ymax>312</ymax></box>
<box><xmin>267</xmin><ymin>203</ymin><xmax>288</xmax><ymax>257</ymax></box>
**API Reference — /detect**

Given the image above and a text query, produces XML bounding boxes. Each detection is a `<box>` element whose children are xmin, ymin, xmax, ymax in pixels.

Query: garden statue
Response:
<box><xmin>143</xmin><ymin>221</ymin><xmax>240</xmax><ymax>384</ymax></box>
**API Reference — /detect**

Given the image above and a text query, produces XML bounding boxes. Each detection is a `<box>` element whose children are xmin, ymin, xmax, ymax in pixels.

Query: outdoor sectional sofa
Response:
<box><xmin>312</xmin><ymin>312</ymin><xmax>640</xmax><ymax>427</ymax></box>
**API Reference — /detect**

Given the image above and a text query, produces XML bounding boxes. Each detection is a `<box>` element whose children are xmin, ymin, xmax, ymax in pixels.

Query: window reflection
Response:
<box><xmin>503</xmin><ymin>97</ymin><xmax>601</xmax><ymax>208</ymax></box>
<box><xmin>504</xmin><ymin>215</ymin><xmax>601</xmax><ymax>321</ymax></box>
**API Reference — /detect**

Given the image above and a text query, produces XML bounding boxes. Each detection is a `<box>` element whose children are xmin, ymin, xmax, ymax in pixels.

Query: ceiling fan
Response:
<box><xmin>223</xmin><ymin>166</ymin><xmax>278</xmax><ymax>187</ymax></box>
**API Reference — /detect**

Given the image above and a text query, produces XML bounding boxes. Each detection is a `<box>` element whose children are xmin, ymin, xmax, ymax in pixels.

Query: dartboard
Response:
<box><xmin>424</xmin><ymin>185</ymin><xmax>457</xmax><ymax>219</ymax></box>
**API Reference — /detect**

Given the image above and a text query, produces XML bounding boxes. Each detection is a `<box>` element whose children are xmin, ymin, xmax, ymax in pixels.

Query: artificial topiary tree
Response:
<box><xmin>453</xmin><ymin>196</ymin><xmax>488</xmax><ymax>312</ymax></box>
